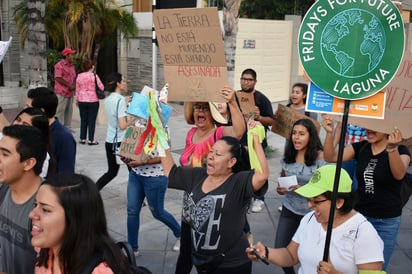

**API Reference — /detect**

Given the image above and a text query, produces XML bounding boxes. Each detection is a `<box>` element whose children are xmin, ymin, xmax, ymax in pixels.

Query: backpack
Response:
<box><xmin>82</xmin><ymin>241</ymin><xmax>151</xmax><ymax>274</ymax></box>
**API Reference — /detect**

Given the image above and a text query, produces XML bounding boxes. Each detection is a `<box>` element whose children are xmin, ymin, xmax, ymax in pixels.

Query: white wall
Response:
<box><xmin>234</xmin><ymin>19</ymin><xmax>293</xmax><ymax>102</ymax></box>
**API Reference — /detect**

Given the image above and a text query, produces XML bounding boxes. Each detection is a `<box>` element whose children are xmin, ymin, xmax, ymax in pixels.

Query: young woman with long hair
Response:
<box><xmin>30</xmin><ymin>173</ymin><xmax>130</xmax><ymax>273</ymax></box>
<box><xmin>95</xmin><ymin>72</ymin><xmax>135</xmax><ymax>190</ymax></box>
<box><xmin>275</xmin><ymin>118</ymin><xmax>325</xmax><ymax>274</ymax></box>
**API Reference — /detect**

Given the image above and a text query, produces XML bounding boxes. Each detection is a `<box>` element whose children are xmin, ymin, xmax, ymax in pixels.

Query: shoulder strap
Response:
<box><xmin>234</xmin><ymin>92</ymin><xmax>247</xmax><ymax>126</ymax></box>
<box><xmin>94</xmin><ymin>73</ymin><xmax>100</xmax><ymax>92</ymax></box>
<box><xmin>0</xmin><ymin>184</ymin><xmax>9</xmax><ymax>205</ymax></box>
<box><xmin>117</xmin><ymin>241</ymin><xmax>137</xmax><ymax>266</ymax></box>
<box><xmin>308</xmin><ymin>212</ymin><xmax>315</xmax><ymax>223</ymax></box>
<box><xmin>81</xmin><ymin>254</ymin><xmax>103</xmax><ymax>274</ymax></box>
<box><xmin>113</xmin><ymin>98</ymin><xmax>122</xmax><ymax>145</ymax></box>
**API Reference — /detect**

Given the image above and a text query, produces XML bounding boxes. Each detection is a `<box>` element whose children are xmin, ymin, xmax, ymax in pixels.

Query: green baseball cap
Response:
<box><xmin>295</xmin><ymin>165</ymin><xmax>352</xmax><ymax>198</ymax></box>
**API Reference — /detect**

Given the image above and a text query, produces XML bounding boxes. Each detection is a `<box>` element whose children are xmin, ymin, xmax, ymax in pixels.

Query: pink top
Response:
<box><xmin>35</xmin><ymin>250</ymin><xmax>114</xmax><ymax>274</ymax></box>
<box><xmin>76</xmin><ymin>72</ymin><xmax>104</xmax><ymax>102</ymax></box>
<box><xmin>54</xmin><ymin>59</ymin><xmax>76</xmax><ymax>98</ymax></box>
<box><xmin>179</xmin><ymin>126</ymin><xmax>224</xmax><ymax>167</ymax></box>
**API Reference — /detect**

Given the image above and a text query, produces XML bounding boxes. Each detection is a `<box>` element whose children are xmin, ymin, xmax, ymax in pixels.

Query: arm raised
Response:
<box><xmin>221</xmin><ymin>86</ymin><xmax>246</xmax><ymax>139</ymax></box>
<box><xmin>160</xmin><ymin>149</ymin><xmax>176</xmax><ymax>178</ymax></box>
<box><xmin>247</xmin><ymin>120</ymin><xmax>269</xmax><ymax>191</ymax></box>
<box><xmin>322</xmin><ymin>114</ymin><xmax>355</xmax><ymax>163</ymax></box>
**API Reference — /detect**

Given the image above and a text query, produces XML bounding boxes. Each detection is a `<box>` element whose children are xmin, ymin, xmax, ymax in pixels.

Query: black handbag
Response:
<box><xmin>400</xmin><ymin>175</ymin><xmax>412</xmax><ymax>207</ymax></box>
<box><xmin>94</xmin><ymin>73</ymin><xmax>105</xmax><ymax>99</ymax></box>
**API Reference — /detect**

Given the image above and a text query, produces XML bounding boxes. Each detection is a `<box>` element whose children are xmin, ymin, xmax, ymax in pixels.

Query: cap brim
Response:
<box><xmin>183</xmin><ymin>102</ymin><xmax>195</xmax><ymax>125</ymax></box>
<box><xmin>295</xmin><ymin>184</ymin><xmax>326</xmax><ymax>198</ymax></box>
<box><xmin>62</xmin><ymin>49</ymin><xmax>76</xmax><ymax>56</ymax></box>
<box><xmin>209</xmin><ymin>102</ymin><xmax>227</xmax><ymax>124</ymax></box>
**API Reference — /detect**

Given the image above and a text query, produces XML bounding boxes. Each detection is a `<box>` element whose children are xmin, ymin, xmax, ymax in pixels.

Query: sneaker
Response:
<box><xmin>134</xmin><ymin>249</ymin><xmax>140</xmax><ymax>257</ymax></box>
<box><xmin>251</xmin><ymin>199</ymin><xmax>265</xmax><ymax>213</ymax></box>
<box><xmin>172</xmin><ymin>238</ymin><xmax>180</xmax><ymax>252</ymax></box>
<box><xmin>278</xmin><ymin>206</ymin><xmax>283</xmax><ymax>212</ymax></box>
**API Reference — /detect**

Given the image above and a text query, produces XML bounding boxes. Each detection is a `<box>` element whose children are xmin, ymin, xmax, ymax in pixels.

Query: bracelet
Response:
<box><xmin>264</xmin><ymin>245</ymin><xmax>269</xmax><ymax>259</ymax></box>
<box><xmin>386</xmin><ymin>146</ymin><xmax>398</xmax><ymax>153</ymax></box>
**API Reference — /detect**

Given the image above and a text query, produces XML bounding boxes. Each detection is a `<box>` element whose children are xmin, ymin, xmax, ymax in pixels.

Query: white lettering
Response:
<box><xmin>364</xmin><ymin>159</ymin><xmax>378</xmax><ymax>194</ymax></box>
<box><xmin>327</xmin><ymin>0</ymin><xmax>401</xmax><ymax>31</ymax></box>
<box><xmin>202</xmin><ymin>194</ymin><xmax>225</xmax><ymax>250</ymax></box>
<box><xmin>333</xmin><ymin>69</ymin><xmax>390</xmax><ymax>95</ymax></box>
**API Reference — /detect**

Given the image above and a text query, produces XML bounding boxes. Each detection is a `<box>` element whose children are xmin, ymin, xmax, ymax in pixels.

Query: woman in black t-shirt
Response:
<box><xmin>161</xmin><ymin>120</ymin><xmax>269</xmax><ymax>274</ymax></box>
<box><xmin>322</xmin><ymin>115</ymin><xmax>410</xmax><ymax>270</ymax></box>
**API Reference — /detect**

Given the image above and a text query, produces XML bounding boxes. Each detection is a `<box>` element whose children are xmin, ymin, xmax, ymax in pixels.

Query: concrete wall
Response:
<box><xmin>1</xmin><ymin>0</ymin><xmax>25</xmax><ymax>84</ymax></box>
<box><xmin>233</xmin><ymin>18</ymin><xmax>294</xmax><ymax>102</ymax></box>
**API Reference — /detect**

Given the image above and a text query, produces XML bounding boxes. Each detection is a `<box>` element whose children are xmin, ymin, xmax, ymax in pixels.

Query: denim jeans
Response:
<box><xmin>127</xmin><ymin>172</ymin><xmax>181</xmax><ymax>250</ymax></box>
<box><xmin>274</xmin><ymin>206</ymin><xmax>303</xmax><ymax>274</ymax></box>
<box><xmin>366</xmin><ymin>216</ymin><xmax>401</xmax><ymax>270</ymax></box>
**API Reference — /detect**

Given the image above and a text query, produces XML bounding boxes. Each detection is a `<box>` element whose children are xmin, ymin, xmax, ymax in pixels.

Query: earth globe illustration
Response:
<box><xmin>321</xmin><ymin>9</ymin><xmax>385</xmax><ymax>78</ymax></box>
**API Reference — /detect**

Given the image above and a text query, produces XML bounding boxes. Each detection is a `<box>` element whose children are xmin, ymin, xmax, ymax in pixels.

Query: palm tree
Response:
<box><xmin>14</xmin><ymin>0</ymin><xmax>48</xmax><ymax>87</ymax></box>
<box><xmin>223</xmin><ymin>0</ymin><xmax>242</xmax><ymax>86</ymax></box>
<box><xmin>14</xmin><ymin>0</ymin><xmax>137</xmax><ymax>64</ymax></box>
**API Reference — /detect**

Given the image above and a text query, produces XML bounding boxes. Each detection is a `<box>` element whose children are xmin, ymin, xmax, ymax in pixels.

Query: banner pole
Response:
<box><xmin>322</xmin><ymin>99</ymin><xmax>350</xmax><ymax>261</ymax></box>
<box><xmin>152</xmin><ymin>0</ymin><xmax>157</xmax><ymax>90</ymax></box>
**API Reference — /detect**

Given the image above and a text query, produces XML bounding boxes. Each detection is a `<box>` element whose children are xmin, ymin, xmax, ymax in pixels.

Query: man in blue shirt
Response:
<box><xmin>27</xmin><ymin>87</ymin><xmax>76</xmax><ymax>173</ymax></box>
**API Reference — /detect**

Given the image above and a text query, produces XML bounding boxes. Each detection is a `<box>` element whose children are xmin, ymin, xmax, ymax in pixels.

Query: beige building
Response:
<box><xmin>2</xmin><ymin>0</ymin><xmax>412</xmax><ymax>109</ymax></box>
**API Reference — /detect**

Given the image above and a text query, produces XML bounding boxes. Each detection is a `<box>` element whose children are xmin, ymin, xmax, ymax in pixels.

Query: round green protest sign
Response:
<box><xmin>298</xmin><ymin>0</ymin><xmax>404</xmax><ymax>100</ymax></box>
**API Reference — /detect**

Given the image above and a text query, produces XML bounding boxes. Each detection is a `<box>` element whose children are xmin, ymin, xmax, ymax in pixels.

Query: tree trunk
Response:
<box><xmin>92</xmin><ymin>43</ymin><xmax>101</xmax><ymax>68</ymax></box>
<box><xmin>223</xmin><ymin>0</ymin><xmax>242</xmax><ymax>86</ymax></box>
<box><xmin>27</xmin><ymin>0</ymin><xmax>47</xmax><ymax>88</ymax></box>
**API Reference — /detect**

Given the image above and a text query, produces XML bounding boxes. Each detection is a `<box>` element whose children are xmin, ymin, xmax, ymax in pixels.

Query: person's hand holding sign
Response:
<box><xmin>220</xmin><ymin>85</ymin><xmax>235</xmax><ymax>103</ymax></box>
<box><xmin>253</xmin><ymin>106</ymin><xmax>261</xmax><ymax>121</ymax></box>
<box><xmin>387</xmin><ymin>126</ymin><xmax>402</xmax><ymax>148</ymax></box>
<box><xmin>321</xmin><ymin>114</ymin><xmax>334</xmax><ymax>133</ymax></box>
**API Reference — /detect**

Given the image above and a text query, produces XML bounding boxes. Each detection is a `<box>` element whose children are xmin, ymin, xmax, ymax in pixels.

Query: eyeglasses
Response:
<box><xmin>193</xmin><ymin>105</ymin><xmax>210</xmax><ymax>112</ymax></box>
<box><xmin>240</xmin><ymin>77</ymin><xmax>255</xmax><ymax>82</ymax></box>
<box><xmin>307</xmin><ymin>199</ymin><xmax>328</xmax><ymax>205</ymax></box>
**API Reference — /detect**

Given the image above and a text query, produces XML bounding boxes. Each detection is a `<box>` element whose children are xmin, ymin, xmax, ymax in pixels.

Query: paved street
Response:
<box><xmin>3</xmin><ymin>103</ymin><xmax>412</xmax><ymax>273</ymax></box>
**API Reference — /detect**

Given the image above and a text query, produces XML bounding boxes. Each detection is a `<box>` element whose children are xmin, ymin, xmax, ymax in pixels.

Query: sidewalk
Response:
<box><xmin>4</xmin><ymin>104</ymin><xmax>412</xmax><ymax>273</ymax></box>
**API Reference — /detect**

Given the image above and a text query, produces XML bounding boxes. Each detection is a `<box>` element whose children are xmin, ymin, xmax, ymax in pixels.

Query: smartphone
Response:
<box><xmin>252</xmin><ymin>249</ymin><xmax>269</xmax><ymax>265</ymax></box>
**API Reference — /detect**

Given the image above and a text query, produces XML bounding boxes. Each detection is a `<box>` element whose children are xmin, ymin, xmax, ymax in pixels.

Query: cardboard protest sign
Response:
<box><xmin>337</xmin><ymin>53</ymin><xmax>412</xmax><ymax>138</ymax></box>
<box><xmin>119</xmin><ymin>126</ymin><xmax>151</xmax><ymax>162</ymax></box>
<box><xmin>153</xmin><ymin>8</ymin><xmax>228</xmax><ymax>102</ymax></box>
<box><xmin>236</xmin><ymin>91</ymin><xmax>255</xmax><ymax>119</ymax></box>
<box><xmin>306</xmin><ymin>82</ymin><xmax>386</xmax><ymax>119</ymax></box>
<box><xmin>271</xmin><ymin>104</ymin><xmax>320</xmax><ymax>139</ymax></box>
